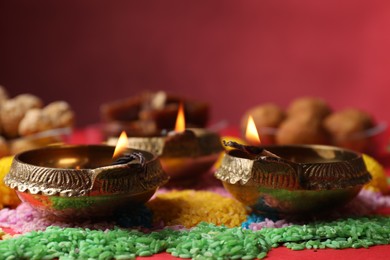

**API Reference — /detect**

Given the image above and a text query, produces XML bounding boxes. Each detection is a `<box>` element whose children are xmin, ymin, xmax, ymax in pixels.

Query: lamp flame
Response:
<box><xmin>174</xmin><ymin>103</ymin><xmax>186</xmax><ymax>132</ymax></box>
<box><xmin>245</xmin><ymin>115</ymin><xmax>261</xmax><ymax>145</ymax></box>
<box><xmin>113</xmin><ymin>131</ymin><xmax>128</xmax><ymax>158</ymax></box>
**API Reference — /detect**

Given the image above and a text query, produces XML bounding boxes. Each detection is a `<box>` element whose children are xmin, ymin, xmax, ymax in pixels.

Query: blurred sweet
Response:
<box><xmin>276</xmin><ymin>116</ymin><xmax>329</xmax><ymax>145</ymax></box>
<box><xmin>100</xmin><ymin>91</ymin><xmax>209</xmax><ymax>137</ymax></box>
<box><xmin>241</xmin><ymin>97</ymin><xmax>383</xmax><ymax>153</ymax></box>
<box><xmin>0</xmin><ymin>94</ymin><xmax>43</xmax><ymax>138</ymax></box>
<box><xmin>0</xmin><ymin>156</ymin><xmax>21</xmax><ymax>209</ymax></box>
<box><xmin>277</xmin><ymin>98</ymin><xmax>331</xmax><ymax>146</ymax></box>
<box><xmin>287</xmin><ymin>97</ymin><xmax>332</xmax><ymax>120</ymax></box>
<box><xmin>324</xmin><ymin>108</ymin><xmax>375</xmax><ymax>152</ymax></box>
<box><xmin>362</xmin><ymin>154</ymin><xmax>388</xmax><ymax>194</ymax></box>
<box><xmin>240</xmin><ymin>103</ymin><xmax>285</xmax><ymax>143</ymax></box>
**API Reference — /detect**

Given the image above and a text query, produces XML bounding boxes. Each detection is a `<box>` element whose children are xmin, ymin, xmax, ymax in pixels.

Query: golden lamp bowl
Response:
<box><xmin>4</xmin><ymin>145</ymin><xmax>168</xmax><ymax>219</ymax></box>
<box><xmin>108</xmin><ymin>128</ymin><xmax>223</xmax><ymax>182</ymax></box>
<box><xmin>215</xmin><ymin>144</ymin><xmax>371</xmax><ymax>218</ymax></box>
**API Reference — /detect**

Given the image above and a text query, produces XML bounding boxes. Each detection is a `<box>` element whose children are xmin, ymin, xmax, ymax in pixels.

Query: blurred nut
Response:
<box><xmin>14</xmin><ymin>94</ymin><xmax>43</xmax><ymax>110</ymax></box>
<box><xmin>0</xmin><ymin>85</ymin><xmax>9</xmax><ymax>105</ymax></box>
<box><xmin>43</xmin><ymin>101</ymin><xmax>75</xmax><ymax>128</ymax></box>
<box><xmin>0</xmin><ymin>94</ymin><xmax>43</xmax><ymax>138</ymax></box>
<box><xmin>18</xmin><ymin>109</ymin><xmax>54</xmax><ymax>136</ymax></box>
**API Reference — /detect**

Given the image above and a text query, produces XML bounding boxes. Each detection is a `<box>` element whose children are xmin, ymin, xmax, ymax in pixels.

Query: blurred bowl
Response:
<box><xmin>4</xmin><ymin>145</ymin><xmax>168</xmax><ymax>219</ymax></box>
<box><xmin>8</xmin><ymin>127</ymin><xmax>72</xmax><ymax>155</ymax></box>
<box><xmin>215</xmin><ymin>144</ymin><xmax>371</xmax><ymax>218</ymax></box>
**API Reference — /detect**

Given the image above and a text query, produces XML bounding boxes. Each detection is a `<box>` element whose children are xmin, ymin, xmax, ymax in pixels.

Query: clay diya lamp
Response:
<box><xmin>214</xmin><ymin>116</ymin><xmax>371</xmax><ymax>218</ymax></box>
<box><xmin>4</xmin><ymin>140</ymin><xmax>168</xmax><ymax>219</ymax></box>
<box><xmin>107</xmin><ymin>104</ymin><xmax>223</xmax><ymax>183</ymax></box>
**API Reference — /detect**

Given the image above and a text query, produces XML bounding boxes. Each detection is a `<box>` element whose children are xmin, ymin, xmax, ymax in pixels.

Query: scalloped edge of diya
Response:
<box><xmin>215</xmin><ymin>144</ymin><xmax>371</xmax><ymax>189</ymax></box>
<box><xmin>5</xmin><ymin>145</ymin><xmax>168</xmax><ymax>197</ymax></box>
<box><xmin>215</xmin><ymin>144</ymin><xmax>372</xmax><ymax>215</ymax></box>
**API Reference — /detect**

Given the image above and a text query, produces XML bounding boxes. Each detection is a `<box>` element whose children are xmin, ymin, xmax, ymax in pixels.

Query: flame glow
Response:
<box><xmin>245</xmin><ymin>115</ymin><xmax>261</xmax><ymax>145</ymax></box>
<box><xmin>174</xmin><ymin>103</ymin><xmax>186</xmax><ymax>132</ymax></box>
<box><xmin>112</xmin><ymin>131</ymin><xmax>128</xmax><ymax>158</ymax></box>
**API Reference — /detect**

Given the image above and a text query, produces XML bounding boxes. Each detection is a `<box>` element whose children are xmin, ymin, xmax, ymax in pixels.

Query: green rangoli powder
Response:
<box><xmin>167</xmin><ymin>223</ymin><xmax>271</xmax><ymax>259</ymax></box>
<box><xmin>1</xmin><ymin>217</ymin><xmax>390</xmax><ymax>259</ymax></box>
<box><xmin>259</xmin><ymin>216</ymin><xmax>390</xmax><ymax>250</ymax></box>
<box><xmin>0</xmin><ymin>227</ymin><xmax>179</xmax><ymax>260</ymax></box>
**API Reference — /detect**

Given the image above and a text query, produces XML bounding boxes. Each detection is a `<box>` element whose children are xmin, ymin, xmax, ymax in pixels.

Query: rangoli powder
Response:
<box><xmin>1</xmin><ymin>217</ymin><xmax>390</xmax><ymax>259</ymax></box>
<box><xmin>146</xmin><ymin>190</ymin><xmax>248</xmax><ymax>228</ymax></box>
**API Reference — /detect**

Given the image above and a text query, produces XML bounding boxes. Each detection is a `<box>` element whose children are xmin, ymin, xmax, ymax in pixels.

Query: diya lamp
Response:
<box><xmin>100</xmin><ymin>91</ymin><xmax>210</xmax><ymax>138</ymax></box>
<box><xmin>215</xmin><ymin>116</ymin><xmax>372</xmax><ymax>218</ymax></box>
<box><xmin>107</xmin><ymin>103</ymin><xmax>223</xmax><ymax>182</ymax></box>
<box><xmin>4</xmin><ymin>134</ymin><xmax>168</xmax><ymax>219</ymax></box>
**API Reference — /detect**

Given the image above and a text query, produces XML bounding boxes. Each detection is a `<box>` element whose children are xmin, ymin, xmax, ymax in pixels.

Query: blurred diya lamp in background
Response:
<box><xmin>107</xmin><ymin>104</ymin><xmax>223</xmax><ymax>183</ymax></box>
<box><xmin>100</xmin><ymin>91</ymin><xmax>210</xmax><ymax>138</ymax></box>
<box><xmin>215</xmin><ymin>116</ymin><xmax>371</xmax><ymax>218</ymax></box>
<box><xmin>4</xmin><ymin>135</ymin><xmax>168</xmax><ymax>219</ymax></box>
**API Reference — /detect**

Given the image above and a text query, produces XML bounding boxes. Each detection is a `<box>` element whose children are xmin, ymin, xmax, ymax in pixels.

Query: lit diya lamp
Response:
<box><xmin>107</xmin><ymin>103</ymin><xmax>223</xmax><ymax>182</ymax></box>
<box><xmin>215</xmin><ymin>116</ymin><xmax>371</xmax><ymax>217</ymax></box>
<box><xmin>4</xmin><ymin>134</ymin><xmax>168</xmax><ymax>219</ymax></box>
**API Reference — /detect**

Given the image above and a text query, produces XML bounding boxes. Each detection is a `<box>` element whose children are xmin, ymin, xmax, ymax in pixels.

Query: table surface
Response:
<box><xmin>3</xmin><ymin>125</ymin><xmax>390</xmax><ymax>260</ymax></box>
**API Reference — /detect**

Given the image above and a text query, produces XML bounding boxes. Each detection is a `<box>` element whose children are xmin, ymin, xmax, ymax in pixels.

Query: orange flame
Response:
<box><xmin>245</xmin><ymin>115</ymin><xmax>261</xmax><ymax>145</ymax></box>
<box><xmin>174</xmin><ymin>103</ymin><xmax>186</xmax><ymax>132</ymax></box>
<box><xmin>112</xmin><ymin>131</ymin><xmax>128</xmax><ymax>158</ymax></box>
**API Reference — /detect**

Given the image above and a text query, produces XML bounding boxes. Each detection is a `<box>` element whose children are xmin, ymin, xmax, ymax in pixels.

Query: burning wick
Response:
<box><xmin>226</xmin><ymin>115</ymin><xmax>279</xmax><ymax>158</ymax></box>
<box><xmin>113</xmin><ymin>131</ymin><xmax>129</xmax><ymax>159</ymax></box>
<box><xmin>112</xmin><ymin>152</ymin><xmax>146</xmax><ymax>166</ymax></box>
<box><xmin>167</xmin><ymin>102</ymin><xmax>186</xmax><ymax>136</ymax></box>
<box><xmin>175</xmin><ymin>102</ymin><xmax>185</xmax><ymax>132</ymax></box>
<box><xmin>172</xmin><ymin>102</ymin><xmax>186</xmax><ymax>133</ymax></box>
<box><xmin>111</xmin><ymin>131</ymin><xmax>146</xmax><ymax>166</ymax></box>
<box><xmin>245</xmin><ymin>115</ymin><xmax>261</xmax><ymax>145</ymax></box>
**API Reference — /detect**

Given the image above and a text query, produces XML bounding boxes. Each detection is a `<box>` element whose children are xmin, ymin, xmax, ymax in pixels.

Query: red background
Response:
<box><xmin>2</xmin><ymin>3</ymin><xmax>390</xmax><ymax>258</ymax></box>
<box><xmin>1</xmin><ymin>0</ymin><xmax>390</xmax><ymax>128</ymax></box>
